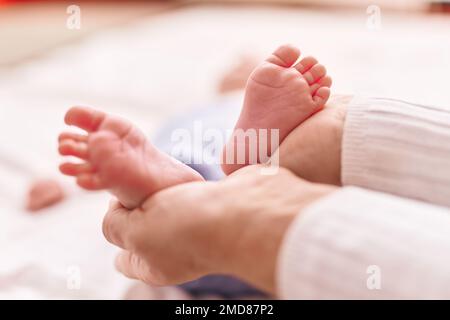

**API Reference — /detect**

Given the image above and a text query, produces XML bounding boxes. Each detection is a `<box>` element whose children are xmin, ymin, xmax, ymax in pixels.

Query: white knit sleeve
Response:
<box><xmin>342</xmin><ymin>97</ymin><xmax>450</xmax><ymax>207</ymax></box>
<box><xmin>277</xmin><ymin>187</ymin><xmax>450</xmax><ymax>299</ymax></box>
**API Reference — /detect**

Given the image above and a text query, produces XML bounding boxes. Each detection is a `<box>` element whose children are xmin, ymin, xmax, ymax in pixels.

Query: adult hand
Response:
<box><xmin>274</xmin><ymin>94</ymin><xmax>350</xmax><ymax>185</ymax></box>
<box><xmin>102</xmin><ymin>165</ymin><xmax>334</xmax><ymax>294</ymax></box>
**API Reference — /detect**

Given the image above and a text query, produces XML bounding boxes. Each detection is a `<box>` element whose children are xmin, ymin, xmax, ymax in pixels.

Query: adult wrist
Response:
<box><xmin>215</xmin><ymin>173</ymin><xmax>335</xmax><ymax>294</ymax></box>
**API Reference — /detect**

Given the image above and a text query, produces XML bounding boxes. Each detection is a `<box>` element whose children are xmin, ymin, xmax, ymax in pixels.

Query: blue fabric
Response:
<box><xmin>153</xmin><ymin>97</ymin><xmax>266</xmax><ymax>298</ymax></box>
<box><xmin>153</xmin><ymin>97</ymin><xmax>240</xmax><ymax>181</ymax></box>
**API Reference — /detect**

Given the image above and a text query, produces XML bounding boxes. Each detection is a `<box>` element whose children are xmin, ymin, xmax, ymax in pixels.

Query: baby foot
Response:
<box><xmin>222</xmin><ymin>44</ymin><xmax>332</xmax><ymax>175</ymax></box>
<box><xmin>58</xmin><ymin>106</ymin><xmax>204</xmax><ymax>209</ymax></box>
<box><xmin>26</xmin><ymin>179</ymin><xmax>65</xmax><ymax>212</ymax></box>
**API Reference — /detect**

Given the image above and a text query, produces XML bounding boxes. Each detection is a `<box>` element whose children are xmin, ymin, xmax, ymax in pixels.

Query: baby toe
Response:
<box><xmin>65</xmin><ymin>106</ymin><xmax>106</xmax><ymax>132</ymax></box>
<box><xmin>59</xmin><ymin>139</ymin><xmax>89</xmax><ymax>159</ymax></box>
<box><xmin>58</xmin><ymin>132</ymin><xmax>88</xmax><ymax>143</ymax></box>
<box><xmin>294</xmin><ymin>56</ymin><xmax>318</xmax><ymax>74</ymax></box>
<box><xmin>266</xmin><ymin>44</ymin><xmax>301</xmax><ymax>68</ymax></box>
<box><xmin>309</xmin><ymin>76</ymin><xmax>332</xmax><ymax>95</ymax></box>
<box><xmin>303</xmin><ymin>64</ymin><xmax>327</xmax><ymax>85</ymax></box>
<box><xmin>60</xmin><ymin>162</ymin><xmax>94</xmax><ymax>176</ymax></box>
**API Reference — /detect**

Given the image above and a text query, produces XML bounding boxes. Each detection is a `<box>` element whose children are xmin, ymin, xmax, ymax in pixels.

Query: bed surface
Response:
<box><xmin>1</xmin><ymin>4</ymin><xmax>449</xmax><ymax>299</ymax></box>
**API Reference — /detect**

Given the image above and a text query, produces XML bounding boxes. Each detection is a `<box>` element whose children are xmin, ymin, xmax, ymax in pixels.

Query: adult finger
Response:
<box><xmin>115</xmin><ymin>250</ymin><xmax>155</xmax><ymax>285</ymax></box>
<box><xmin>102</xmin><ymin>200</ymin><xmax>134</xmax><ymax>250</ymax></box>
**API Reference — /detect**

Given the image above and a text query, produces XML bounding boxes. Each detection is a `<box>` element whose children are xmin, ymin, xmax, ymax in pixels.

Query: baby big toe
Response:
<box><xmin>60</xmin><ymin>162</ymin><xmax>94</xmax><ymax>176</ymax></box>
<box><xmin>266</xmin><ymin>44</ymin><xmax>301</xmax><ymax>67</ymax></box>
<box><xmin>65</xmin><ymin>106</ymin><xmax>106</xmax><ymax>132</ymax></box>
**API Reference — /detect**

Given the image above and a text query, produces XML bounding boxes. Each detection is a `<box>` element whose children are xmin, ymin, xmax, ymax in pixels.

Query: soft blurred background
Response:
<box><xmin>0</xmin><ymin>0</ymin><xmax>449</xmax><ymax>299</ymax></box>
